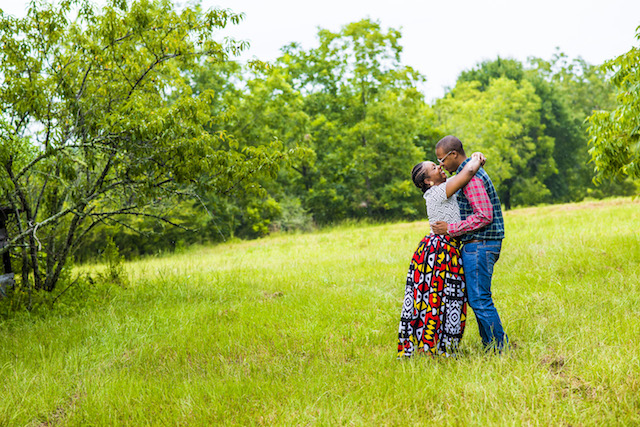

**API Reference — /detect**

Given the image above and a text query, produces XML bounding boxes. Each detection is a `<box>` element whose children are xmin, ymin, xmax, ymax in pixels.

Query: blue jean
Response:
<box><xmin>462</xmin><ymin>240</ymin><xmax>507</xmax><ymax>350</ymax></box>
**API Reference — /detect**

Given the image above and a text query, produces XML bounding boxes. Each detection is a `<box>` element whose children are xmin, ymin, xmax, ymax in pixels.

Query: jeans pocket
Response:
<box><xmin>463</xmin><ymin>243</ymin><xmax>477</xmax><ymax>253</ymax></box>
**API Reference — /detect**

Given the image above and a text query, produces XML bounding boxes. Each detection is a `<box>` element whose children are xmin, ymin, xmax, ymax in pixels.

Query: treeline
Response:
<box><xmin>1</xmin><ymin>0</ymin><xmax>637</xmax><ymax>282</ymax></box>
<box><xmin>79</xmin><ymin>19</ymin><xmax>638</xmax><ymax>260</ymax></box>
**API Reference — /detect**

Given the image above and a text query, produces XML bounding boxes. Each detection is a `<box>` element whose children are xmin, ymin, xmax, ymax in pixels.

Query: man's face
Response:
<box><xmin>436</xmin><ymin>147</ymin><xmax>457</xmax><ymax>174</ymax></box>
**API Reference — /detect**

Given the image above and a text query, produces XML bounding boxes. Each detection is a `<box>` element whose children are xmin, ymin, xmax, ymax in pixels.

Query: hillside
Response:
<box><xmin>1</xmin><ymin>198</ymin><xmax>639</xmax><ymax>425</ymax></box>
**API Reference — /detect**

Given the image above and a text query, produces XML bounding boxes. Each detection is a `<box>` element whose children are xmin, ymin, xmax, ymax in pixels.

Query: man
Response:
<box><xmin>430</xmin><ymin>135</ymin><xmax>508</xmax><ymax>351</ymax></box>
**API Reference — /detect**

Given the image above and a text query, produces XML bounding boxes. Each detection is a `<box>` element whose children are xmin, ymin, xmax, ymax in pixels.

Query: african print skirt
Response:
<box><xmin>397</xmin><ymin>233</ymin><xmax>467</xmax><ymax>357</ymax></box>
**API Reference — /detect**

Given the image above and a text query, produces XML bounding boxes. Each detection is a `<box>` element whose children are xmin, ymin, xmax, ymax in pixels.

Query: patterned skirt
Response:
<box><xmin>397</xmin><ymin>233</ymin><xmax>467</xmax><ymax>357</ymax></box>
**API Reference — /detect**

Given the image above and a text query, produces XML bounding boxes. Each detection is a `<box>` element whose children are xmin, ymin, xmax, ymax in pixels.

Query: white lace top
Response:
<box><xmin>423</xmin><ymin>181</ymin><xmax>461</xmax><ymax>223</ymax></box>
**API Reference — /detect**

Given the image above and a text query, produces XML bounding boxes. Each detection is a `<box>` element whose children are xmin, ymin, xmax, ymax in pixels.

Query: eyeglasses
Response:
<box><xmin>437</xmin><ymin>150</ymin><xmax>455</xmax><ymax>164</ymax></box>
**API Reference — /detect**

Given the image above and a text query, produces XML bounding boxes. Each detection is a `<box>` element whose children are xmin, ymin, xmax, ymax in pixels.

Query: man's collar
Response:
<box><xmin>456</xmin><ymin>157</ymin><xmax>471</xmax><ymax>174</ymax></box>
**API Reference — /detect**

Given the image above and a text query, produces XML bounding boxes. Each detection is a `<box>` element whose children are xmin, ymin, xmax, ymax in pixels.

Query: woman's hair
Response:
<box><xmin>411</xmin><ymin>162</ymin><xmax>430</xmax><ymax>193</ymax></box>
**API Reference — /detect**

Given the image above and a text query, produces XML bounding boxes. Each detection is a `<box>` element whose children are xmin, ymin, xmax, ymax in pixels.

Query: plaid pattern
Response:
<box><xmin>452</xmin><ymin>159</ymin><xmax>505</xmax><ymax>242</ymax></box>
<box><xmin>447</xmin><ymin>177</ymin><xmax>492</xmax><ymax>237</ymax></box>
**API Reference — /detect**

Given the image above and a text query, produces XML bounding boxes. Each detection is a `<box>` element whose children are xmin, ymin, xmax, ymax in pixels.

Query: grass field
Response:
<box><xmin>1</xmin><ymin>198</ymin><xmax>639</xmax><ymax>426</ymax></box>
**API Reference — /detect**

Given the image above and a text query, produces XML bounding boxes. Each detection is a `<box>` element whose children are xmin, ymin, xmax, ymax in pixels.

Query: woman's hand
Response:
<box><xmin>471</xmin><ymin>152</ymin><xmax>486</xmax><ymax>166</ymax></box>
<box><xmin>443</xmin><ymin>152</ymin><xmax>485</xmax><ymax>198</ymax></box>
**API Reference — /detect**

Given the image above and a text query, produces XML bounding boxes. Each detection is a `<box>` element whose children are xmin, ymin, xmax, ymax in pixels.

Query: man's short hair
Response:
<box><xmin>436</xmin><ymin>135</ymin><xmax>466</xmax><ymax>156</ymax></box>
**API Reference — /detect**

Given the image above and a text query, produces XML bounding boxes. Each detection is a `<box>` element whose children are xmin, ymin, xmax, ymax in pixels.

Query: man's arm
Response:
<box><xmin>430</xmin><ymin>176</ymin><xmax>493</xmax><ymax>236</ymax></box>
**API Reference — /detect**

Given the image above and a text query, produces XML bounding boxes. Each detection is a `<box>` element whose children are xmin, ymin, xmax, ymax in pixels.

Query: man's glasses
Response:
<box><xmin>437</xmin><ymin>150</ymin><xmax>454</xmax><ymax>164</ymax></box>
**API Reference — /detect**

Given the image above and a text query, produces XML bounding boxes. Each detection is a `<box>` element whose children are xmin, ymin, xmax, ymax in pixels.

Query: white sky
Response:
<box><xmin>2</xmin><ymin>0</ymin><xmax>640</xmax><ymax>101</ymax></box>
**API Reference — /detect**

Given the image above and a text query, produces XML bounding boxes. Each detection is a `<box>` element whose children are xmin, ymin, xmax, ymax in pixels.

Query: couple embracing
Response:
<box><xmin>397</xmin><ymin>135</ymin><xmax>507</xmax><ymax>357</ymax></box>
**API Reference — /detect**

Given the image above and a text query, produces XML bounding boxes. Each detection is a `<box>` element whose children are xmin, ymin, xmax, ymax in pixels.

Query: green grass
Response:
<box><xmin>1</xmin><ymin>198</ymin><xmax>640</xmax><ymax>426</ymax></box>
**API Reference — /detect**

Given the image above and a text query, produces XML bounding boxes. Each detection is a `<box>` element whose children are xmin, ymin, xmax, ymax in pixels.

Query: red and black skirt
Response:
<box><xmin>397</xmin><ymin>233</ymin><xmax>467</xmax><ymax>357</ymax></box>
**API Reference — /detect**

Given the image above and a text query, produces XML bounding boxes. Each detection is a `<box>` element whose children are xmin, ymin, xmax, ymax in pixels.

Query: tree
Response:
<box><xmin>0</xmin><ymin>0</ymin><xmax>285</xmax><ymax>299</ymax></box>
<box><xmin>453</xmin><ymin>55</ymin><xmax>630</xmax><ymax>204</ymax></box>
<box><xmin>587</xmin><ymin>26</ymin><xmax>640</xmax><ymax>183</ymax></box>
<box><xmin>457</xmin><ymin>57</ymin><xmax>525</xmax><ymax>91</ymax></box>
<box><xmin>435</xmin><ymin>78</ymin><xmax>556</xmax><ymax>209</ymax></box>
<box><xmin>191</xmin><ymin>56</ymin><xmax>315</xmax><ymax>237</ymax></box>
<box><xmin>273</xmin><ymin>19</ymin><xmax>433</xmax><ymax>222</ymax></box>
<box><xmin>528</xmin><ymin>52</ymin><xmax>625</xmax><ymax>201</ymax></box>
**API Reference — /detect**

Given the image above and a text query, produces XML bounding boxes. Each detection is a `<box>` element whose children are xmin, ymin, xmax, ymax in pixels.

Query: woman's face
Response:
<box><xmin>422</xmin><ymin>161</ymin><xmax>446</xmax><ymax>186</ymax></box>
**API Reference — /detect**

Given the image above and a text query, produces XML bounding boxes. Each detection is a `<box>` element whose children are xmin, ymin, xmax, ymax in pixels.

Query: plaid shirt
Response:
<box><xmin>449</xmin><ymin>159</ymin><xmax>505</xmax><ymax>242</ymax></box>
<box><xmin>448</xmin><ymin>177</ymin><xmax>492</xmax><ymax>237</ymax></box>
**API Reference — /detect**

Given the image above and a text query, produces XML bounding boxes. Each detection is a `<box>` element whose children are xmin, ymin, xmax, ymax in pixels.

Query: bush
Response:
<box><xmin>271</xmin><ymin>197</ymin><xmax>315</xmax><ymax>233</ymax></box>
<box><xmin>99</xmin><ymin>237</ymin><xmax>129</xmax><ymax>287</ymax></box>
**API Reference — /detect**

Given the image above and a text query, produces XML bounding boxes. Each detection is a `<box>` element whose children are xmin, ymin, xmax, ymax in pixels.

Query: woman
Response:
<box><xmin>397</xmin><ymin>153</ymin><xmax>485</xmax><ymax>357</ymax></box>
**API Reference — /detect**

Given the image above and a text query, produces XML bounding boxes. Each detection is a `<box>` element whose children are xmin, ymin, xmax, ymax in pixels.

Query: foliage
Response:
<box><xmin>191</xmin><ymin>19</ymin><xmax>434</xmax><ymax>226</ymax></box>
<box><xmin>99</xmin><ymin>237</ymin><xmax>128</xmax><ymax>286</ymax></box>
<box><xmin>457</xmin><ymin>56</ymin><xmax>525</xmax><ymax>91</ymax></box>
<box><xmin>0</xmin><ymin>0</ymin><xmax>287</xmax><ymax>299</ymax></box>
<box><xmin>190</xmin><ymin>52</ymin><xmax>316</xmax><ymax>236</ymax></box>
<box><xmin>435</xmin><ymin>77</ymin><xmax>556</xmax><ymax>208</ymax></box>
<box><xmin>275</xmin><ymin>19</ymin><xmax>433</xmax><ymax>221</ymax></box>
<box><xmin>270</xmin><ymin>196</ymin><xmax>315</xmax><ymax>233</ymax></box>
<box><xmin>0</xmin><ymin>258</ymin><xmax>98</xmax><ymax>316</ymax></box>
<box><xmin>447</xmin><ymin>54</ymin><xmax>630</xmax><ymax>205</ymax></box>
<box><xmin>587</xmin><ymin>26</ymin><xmax>640</xmax><ymax>183</ymax></box>
<box><xmin>1</xmin><ymin>2</ymin><xmax>630</xmax><ymax>278</ymax></box>
<box><xmin>528</xmin><ymin>52</ymin><xmax>628</xmax><ymax>200</ymax></box>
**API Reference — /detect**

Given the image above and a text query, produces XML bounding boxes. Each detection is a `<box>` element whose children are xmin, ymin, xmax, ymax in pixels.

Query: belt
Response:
<box><xmin>464</xmin><ymin>239</ymin><xmax>502</xmax><ymax>244</ymax></box>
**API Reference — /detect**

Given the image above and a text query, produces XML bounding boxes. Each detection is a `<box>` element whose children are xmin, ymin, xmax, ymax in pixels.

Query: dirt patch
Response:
<box><xmin>542</xmin><ymin>354</ymin><xmax>602</xmax><ymax>400</ymax></box>
<box><xmin>37</xmin><ymin>385</ymin><xmax>84</xmax><ymax>426</ymax></box>
<box><xmin>541</xmin><ymin>355</ymin><xmax>566</xmax><ymax>373</ymax></box>
<box><xmin>262</xmin><ymin>291</ymin><xmax>284</xmax><ymax>299</ymax></box>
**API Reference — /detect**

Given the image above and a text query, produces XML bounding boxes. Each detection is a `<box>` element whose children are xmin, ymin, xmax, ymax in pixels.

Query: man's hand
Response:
<box><xmin>430</xmin><ymin>221</ymin><xmax>449</xmax><ymax>235</ymax></box>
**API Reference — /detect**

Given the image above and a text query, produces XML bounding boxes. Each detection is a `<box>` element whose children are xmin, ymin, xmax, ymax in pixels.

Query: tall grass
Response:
<box><xmin>1</xmin><ymin>198</ymin><xmax>639</xmax><ymax>425</ymax></box>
